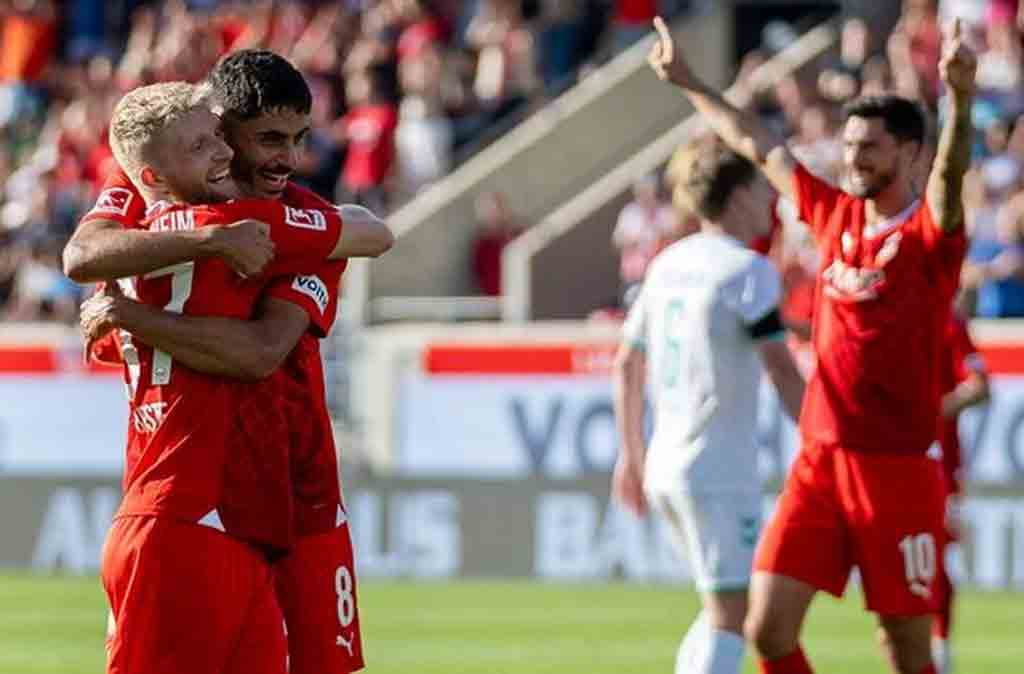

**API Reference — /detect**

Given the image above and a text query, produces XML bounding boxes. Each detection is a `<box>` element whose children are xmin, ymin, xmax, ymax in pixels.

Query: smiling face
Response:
<box><xmin>221</xmin><ymin>106</ymin><xmax>311</xmax><ymax>199</ymax></box>
<box><xmin>150</xmin><ymin>106</ymin><xmax>237</xmax><ymax>203</ymax></box>
<box><xmin>841</xmin><ymin>116</ymin><xmax>918</xmax><ymax>198</ymax></box>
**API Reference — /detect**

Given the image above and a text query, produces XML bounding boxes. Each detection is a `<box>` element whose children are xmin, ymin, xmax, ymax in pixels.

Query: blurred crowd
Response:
<box><xmin>604</xmin><ymin>0</ymin><xmax>1024</xmax><ymax>327</ymax></box>
<box><xmin>6</xmin><ymin>0</ymin><xmax>1024</xmax><ymax>324</ymax></box>
<box><xmin>0</xmin><ymin>0</ymin><xmax>690</xmax><ymax>322</ymax></box>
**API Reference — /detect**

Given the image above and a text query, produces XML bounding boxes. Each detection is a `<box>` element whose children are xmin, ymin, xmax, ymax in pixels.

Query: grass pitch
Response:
<box><xmin>0</xmin><ymin>573</ymin><xmax>1019</xmax><ymax>673</ymax></box>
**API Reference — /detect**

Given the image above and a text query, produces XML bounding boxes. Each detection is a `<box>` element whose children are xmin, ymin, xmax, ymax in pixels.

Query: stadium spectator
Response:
<box><xmin>335</xmin><ymin>63</ymin><xmax>399</xmax><ymax>213</ymax></box>
<box><xmin>612</xmin><ymin>172</ymin><xmax>677</xmax><ymax>307</ymax></box>
<box><xmin>471</xmin><ymin>189</ymin><xmax>524</xmax><ymax>296</ymax></box>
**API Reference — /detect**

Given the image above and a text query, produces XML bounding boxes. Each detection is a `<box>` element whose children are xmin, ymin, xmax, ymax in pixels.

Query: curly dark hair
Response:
<box><xmin>203</xmin><ymin>49</ymin><xmax>312</xmax><ymax>121</ymax></box>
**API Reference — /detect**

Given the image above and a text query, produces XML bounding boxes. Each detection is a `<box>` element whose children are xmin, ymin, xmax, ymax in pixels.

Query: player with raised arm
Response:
<box><xmin>88</xmin><ymin>80</ymin><xmax>367</xmax><ymax>674</ymax></box>
<box><xmin>66</xmin><ymin>51</ymin><xmax>389</xmax><ymax>674</ymax></box>
<box><xmin>930</xmin><ymin>306</ymin><xmax>989</xmax><ymax>674</ymax></box>
<box><xmin>647</xmin><ymin>15</ymin><xmax>975</xmax><ymax>674</ymax></box>
<box><xmin>613</xmin><ymin>149</ymin><xmax>805</xmax><ymax>674</ymax></box>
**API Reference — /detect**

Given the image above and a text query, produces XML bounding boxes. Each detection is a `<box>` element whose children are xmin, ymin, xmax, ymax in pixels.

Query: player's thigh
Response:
<box><xmin>224</xmin><ymin>572</ymin><xmax>288</xmax><ymax>674</ymax></box>
<box><xmin>843</xmin><ymin>451</ymin><xmax>945</xmax><ymax>617</ymax></box>
<box><xmin>102</xmin><ymin>516</ymin><xmax>273</xmax><ymax>674</ymax></box>
<box><xmin>754</xmin><ymin>445</ymin><xmax>852</xmax><ymax>598</ymax></box>
<box><xmin>275</xmin><ymin>524</ymin><xmax>365</xmax><ymax>674</ymax></box>
<box><xmin>650</xmin><ymin>487</ymin><xmax>760</xmax><ymax>594</ymax></box>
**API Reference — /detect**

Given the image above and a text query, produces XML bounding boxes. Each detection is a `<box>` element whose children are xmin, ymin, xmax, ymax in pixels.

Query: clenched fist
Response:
<box><xmin>209</xmin><ymin>219</ymin><xmax>275</xmax><ymax>278</ymax></box>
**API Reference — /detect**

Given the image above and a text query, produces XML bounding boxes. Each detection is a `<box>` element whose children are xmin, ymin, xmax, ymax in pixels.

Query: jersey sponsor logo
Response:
<box><xmin>822</xmin><ymin>259</ymin><xmax>885</xmax><ymax>302</ymax></box>
<box><xmin>132</xmin><ymin>401</ymin><xmax>168</xmax><ymax>433</ymax></box>
<box><xmin>148</xmin><ymin>209</ymin><xmax>196</xmax><ymax>232</ymax></box>
<box><xmin>292</xmin><ymin>274</ymin><xmax>329</xmax><ymax>315</ymax></box>
<box><xmin>875</xmin><ymin>231</ymin><xmax>902</xmax><ymax>267</ymax></box>
<box><xmin>91</xmin><ymin>188</ymin><xmax>134</xmax><ymax>216</ymax></box>
<box><xmin>285</xmin><ymin>206</ymin><xmax>327</xmax><ymax>231</ymax></box>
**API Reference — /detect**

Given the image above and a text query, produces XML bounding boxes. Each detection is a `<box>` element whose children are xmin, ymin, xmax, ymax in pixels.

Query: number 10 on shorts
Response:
<box><xmin>898</xmin><ymin>533</ymin><xmax>936</xmax><ymax>598</ymax></box>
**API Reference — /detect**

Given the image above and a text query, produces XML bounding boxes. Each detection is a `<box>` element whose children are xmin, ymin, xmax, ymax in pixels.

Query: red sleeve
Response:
<box><xmin>80</xmin><ymin>167</ymin><xmax>146</xmax><ymax>229</ymax></box>
<box><xmin>200</xmin><ymin>199</ymin><xmax>343</xmax><ymax>273</ymax></box>
<box><xmin>915</xmin><ymin>201</ymin><xmax>968</xmax><ymax>301</ymax></box>
<box><xmin>792</xmin><ymin>163</ymin><xmax>844</xmax><ymax>244</ymax></box>
<box><xmin>264</xmin><ymin>260</ymin><xmax>348</xmax><ymax>337</ymax></box>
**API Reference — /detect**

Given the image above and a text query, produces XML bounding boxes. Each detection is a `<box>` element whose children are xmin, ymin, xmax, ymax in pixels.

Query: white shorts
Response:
<box><xmin>645</xmin><ymin>485</ymin><xmax>761</xmax><ymax>592</ymax></box>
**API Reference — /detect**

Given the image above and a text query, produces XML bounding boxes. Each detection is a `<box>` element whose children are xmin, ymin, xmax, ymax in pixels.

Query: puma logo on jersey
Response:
<box><xmin>285</xmin><ymin>206</ymin><xmax>327</xmax><ymax>231</ymax></box>
<box><xmin>91</xmin><ymin>188</ymin><xmax>134</xmax><ymax>216</ymax></box>
<box><xmin>336</xmin><ymin>631</ymin><xmax>355</xmax><ymax>655</ymax></box>
<box><xmin>149</xmin><ymin>209</ymin><xmax>195</xmax><ymax>232</ymax></box>
<box><xmin>133</xmin><ymin>402</ymin><xmax>168</xmax><ymax>433</ymax></box>
<box><xmin>292</xmin><ymin>274</ymin><xmax>329</xmax><ymax>314</ymax></box>
<box><xmin>822</xmin><ymin>259</ymin><xmax>885</xmax><ymax>302</ymax></box>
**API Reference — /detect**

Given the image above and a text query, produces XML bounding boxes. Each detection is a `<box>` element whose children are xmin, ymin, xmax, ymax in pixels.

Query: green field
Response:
<box><xmin>0</xmin><ymin>573</ymin><xmax>1020</xmax><ymax>673</ymax></box>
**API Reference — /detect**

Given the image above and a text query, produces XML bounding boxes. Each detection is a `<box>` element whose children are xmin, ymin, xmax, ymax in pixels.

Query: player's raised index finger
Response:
<box><xmin>653</xmin><ymin>16</ymin><xmax>673</xmax><ymax>54</ymax></box>
<box><xmin>949</xmin><ymin>16</ymin><xmax>962</xmax><ymax>42</ymax></box>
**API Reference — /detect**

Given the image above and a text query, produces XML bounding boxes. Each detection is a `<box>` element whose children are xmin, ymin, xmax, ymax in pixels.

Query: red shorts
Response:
<box><xmin>754</xmin><ymin>442</ymin><xmax>946</xmax><ymax>616</ymax></box>
<box><xmin>274</xmin><ymin>515</ymin><xmax>364</xmax><ymax>674</ymax></box>
<box><xmin>101</xmin><ymin>515</ymin><xmax>287</xmax><ymax>674</ymax></box>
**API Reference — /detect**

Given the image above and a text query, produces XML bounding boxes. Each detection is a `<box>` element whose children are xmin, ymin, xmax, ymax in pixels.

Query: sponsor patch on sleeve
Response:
<box><xmin>291</xmin><ymin>274</ymin><xmax>329</xmax><ymax>315</ymax></box>
<box><xmin>90</xmin><ymin>188</ymin><xmax>134</xmax><ymax>216</ymax></box>
<box><xmin>285</xmin><ymin>206</ymin><xmax>327</xmax><ymax>231</ymax></box>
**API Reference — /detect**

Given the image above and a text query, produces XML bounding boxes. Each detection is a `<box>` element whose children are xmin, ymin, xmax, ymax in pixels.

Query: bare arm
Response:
<box><xmin>611</xmin><ymin>342</ymin><xmax>648</xmax><ymax>516</ymax></box>
<box><xmin>648</xmin><ymin>16</ymin><xmax>798</xmax><ymax>201</ymax></box>
<box><xmin>757</xmin><ymin>339</ymin><xmax>805</xmax><ymax>422</ymax></box>
<box><xmin>330</xmin><ymin>204</ymin><xmax>394</xmax><ymax>259</ymax></box>
<box><xmin>63</xmin><ymin>218</ymin><xmax>275</xmax><ymax>283</ymax></box>
<box><xmin>926</xmin><ymin>19</ymin><xmax>977</xmax><ymax>235</ymax></box>
<box><xmin>81</xmin><ymin>288</ymin><xmax>309</xmax><ymax>380</ymax></box>
<box><xmin>941</xmin><ymin>369</ymin><xmax>990</xmax><ymax>418</ymax></box>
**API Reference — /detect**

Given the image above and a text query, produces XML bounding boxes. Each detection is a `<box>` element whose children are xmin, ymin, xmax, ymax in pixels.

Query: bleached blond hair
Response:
<box><xmin>109</xmin><ymin>82</ymin><xmax>204</xmax><ymax>183</ymax></box>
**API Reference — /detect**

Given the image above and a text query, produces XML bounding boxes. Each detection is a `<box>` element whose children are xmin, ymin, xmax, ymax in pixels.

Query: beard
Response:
<box><xmin>844</xmin><ymin>165</ymin><xmax>897</xmax><ymax>198</ymax></box>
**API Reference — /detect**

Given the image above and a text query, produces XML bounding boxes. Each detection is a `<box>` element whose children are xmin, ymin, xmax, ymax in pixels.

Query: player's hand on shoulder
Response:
<box><xmin>939</xmin><ymin>18</ymin><xmax>977</xmax><ymax>99</ymax></box>
<box><xmin>648</xmin><ymin>16</ymin><xmax>697</xmax><ymax>89</ymax></box>
<box><xmin>211</xmin><ymin>219</ymin><xmax>275</xmax><ymax>278</ymax></box>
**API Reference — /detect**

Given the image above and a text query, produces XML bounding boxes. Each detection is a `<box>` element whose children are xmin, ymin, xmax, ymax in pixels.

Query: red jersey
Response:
<box><xmin>793</xmin><ymin>164</ymin><xmax>966</xmax><ymax>453</ymax></box>
<box><xmin>340</xmin><ymin>104</ymin><xmax>398</xmax><ymax>190</ymax></box>
<box><xmin>113</xmin><ymin>198</ymin><xmax>342</xmax><ymax>554</ymax></box>
<box><xmin>264</xmin><ymin>185</ymin><xmax>349</xmax><ymax>537</ymax></box>
<box><xmin>87</xmin><ymin>170</ymin><xmax>350</xmax><ymax>539</ymax></box>
<box><xmin>936</xmin><ymin>313</ymin><xmax>984</xmax><ymax>494</ymax></box>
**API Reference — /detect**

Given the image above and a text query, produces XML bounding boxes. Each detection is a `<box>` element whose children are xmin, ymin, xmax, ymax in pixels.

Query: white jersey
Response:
<box><xmin>622</xmin><ymin>232</ymin><xmax>783</xmax><ymax>492</ymax></box>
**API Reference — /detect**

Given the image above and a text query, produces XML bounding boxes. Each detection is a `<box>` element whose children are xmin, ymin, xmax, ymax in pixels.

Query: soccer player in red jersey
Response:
<box><xmin>646</xmin><ymin>16</ymin><xmax>976</xmax><ymax>674</ymax></box>
<box><xmin>66</xmin><ymin>52</ymin><xmax>391</xmax><ymax>674</ymax></box>
<box><xmin>75</xmin><ymin>80</ymin><xmax>370</xmax><ymax>674</ymax></box>
<box><xmin>930</xmin><ymin>308</ymin><xmax>988</xmax><ymax>674</ymax></box>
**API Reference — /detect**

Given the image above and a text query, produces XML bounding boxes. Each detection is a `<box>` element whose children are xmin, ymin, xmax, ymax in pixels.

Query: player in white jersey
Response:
<box><xmin>612</xmin><ymin>150</ymin><xmax>805</xmax><ymax>674</ymax></box>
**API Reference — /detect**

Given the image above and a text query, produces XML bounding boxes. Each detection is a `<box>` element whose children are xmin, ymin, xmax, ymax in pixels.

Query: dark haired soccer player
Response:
<box><xmin>646</xmin><ymin>16</ymin><xmax>975</xmax><ymax>674</ymax></box>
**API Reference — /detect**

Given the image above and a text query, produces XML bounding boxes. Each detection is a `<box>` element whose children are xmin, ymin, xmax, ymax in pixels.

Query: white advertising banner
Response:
<box><xmin>0</xmin><ymin>374</ymin><xmax>126</xmax><ymax>476</ymax></box>
<box><xmin>397</xmin><ymin>370</ymin><xmax>1024</xmax><ymax>485</ymax></box>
